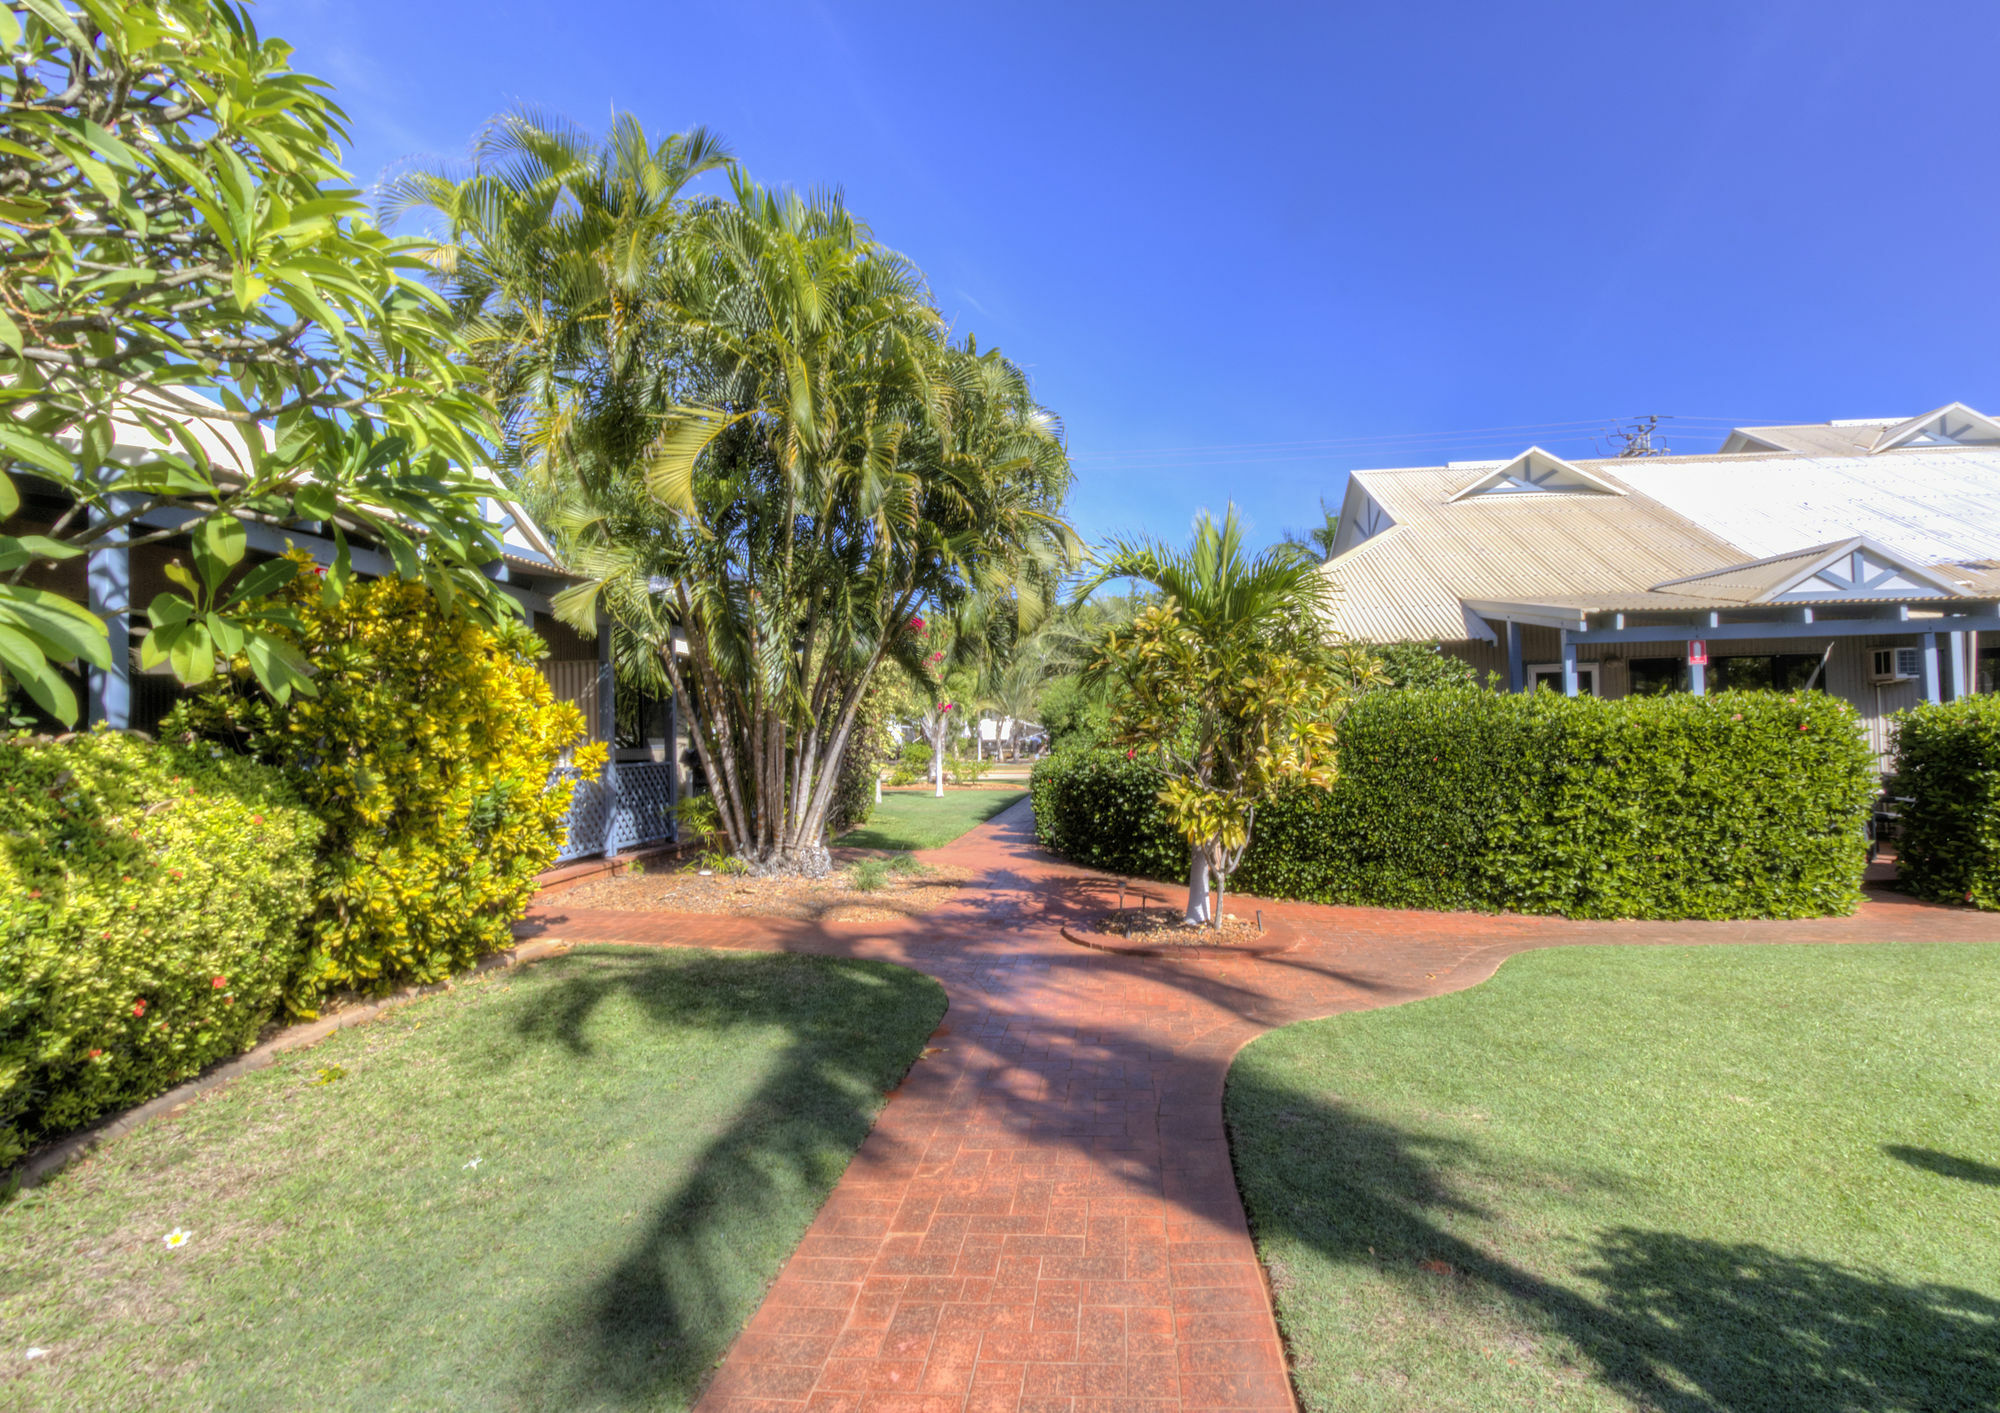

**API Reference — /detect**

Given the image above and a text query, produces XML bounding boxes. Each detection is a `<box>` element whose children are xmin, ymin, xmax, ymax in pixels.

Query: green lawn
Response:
<box><xmin>1225</xmin><ymin>943</ymin><xmax>2000</xmax><ymax>1413</ymax></box>
<box><xmin>837</xmin><ymin>786</ymin><xmax>1026</xmax><ymax>852</ymax></box>
<box><xmin>0</xmin><ymin>947</ymin><xmax>945</xmax><ymax>1412</ymax></box>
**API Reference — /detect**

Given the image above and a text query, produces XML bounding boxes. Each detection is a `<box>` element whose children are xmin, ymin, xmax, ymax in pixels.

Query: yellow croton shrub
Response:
<box><xmin>173</xmin><ymin>554</ymin><xmax>604</xmax><ymax>1004</ymax></box>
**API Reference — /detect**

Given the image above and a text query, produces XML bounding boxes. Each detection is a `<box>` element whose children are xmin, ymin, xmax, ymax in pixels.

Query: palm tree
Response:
<box><xmin>397</xmin><ymin>114</ymin><xmax>1077</xmax><ymax>873</ymax></box>
<box><xmin>1277</xmin><ymin>496</ymin><xmax>1341</xmax><ymax>563</ymax></box>
<box><xmin>1082</xmin><ymin>507</ymin><xmax>1348</xmax><ymax>923</ymax></box>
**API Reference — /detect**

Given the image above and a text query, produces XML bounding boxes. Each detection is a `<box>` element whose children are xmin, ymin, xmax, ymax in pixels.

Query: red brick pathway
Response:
<box><xmin>515</xmin><ymin>800</ymin><xmax>2000</xmax><ymax>1413</ymax></box>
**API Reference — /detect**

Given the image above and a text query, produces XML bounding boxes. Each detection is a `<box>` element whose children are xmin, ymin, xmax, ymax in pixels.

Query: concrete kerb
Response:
<box><xmin>4</xmin><ymin>938</ymin><xmax>573</xmax><ymax>1193</ymax></box>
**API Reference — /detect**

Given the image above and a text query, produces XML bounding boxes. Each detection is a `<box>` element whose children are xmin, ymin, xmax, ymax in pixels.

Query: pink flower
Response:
<box><xmin>908</xmin><ymin>615</ymin><xmax>925</xmax><ymax>631</ymax></box>
<box><xmin>1127</xmin><ymin>748</ymin><xmax>1135</xmax><ymax>759</ymax></box>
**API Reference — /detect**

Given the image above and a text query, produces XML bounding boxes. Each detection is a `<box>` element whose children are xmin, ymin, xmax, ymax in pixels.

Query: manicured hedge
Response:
<box><xmin>1891</xmin><ymin>694</ymin><xmax>2000</xmax><ymax>910</ymax></box>
<box><xmin>1032</xmin><ymin>687</ymin><xmax>1876</xmax><ymax>919</ymax></box>
<box><xmin>0</xmin><ymin>730</ymin><xmax>322</xmax><ymax>1165</ymax></box>
<box><xmin>1029</xmin><ymin>748</ymin><xmax>1185</xmax><ymax>880</ymax></box>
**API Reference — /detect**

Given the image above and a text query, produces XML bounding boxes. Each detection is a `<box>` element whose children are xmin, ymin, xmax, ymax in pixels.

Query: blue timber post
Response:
<box><xmin>86</xmin><ymin>499</ymin><xmax>132</xmax><ymax>729</ymax></box>
<box><xmin>665</xmin><ymin>681</ymin><xmax>679</xmax><ymax>839</ymax></box>
<box><xmin>1920</xmin><ymin>632</ymin><xmax>1941</xmax><ymax>705</ymax></box>
<box><xmin>1505</xmin><ymin>619</ymin><xmax>1524</xmax><ymax>693</ymax></box>
<box><xmin>1947</xmin><ymin>631</ymin><xmax>1966</xmax><ymax>701</ymax></box>
<box><xmin>1559</xmin><ymin>631</ymin><xmax>1579</xmax><ymax>697</ymax></box>
<box><xmin>597</xmin><ymin>618</ymin><xmax>623</xmax><ymax>855</ymax></box>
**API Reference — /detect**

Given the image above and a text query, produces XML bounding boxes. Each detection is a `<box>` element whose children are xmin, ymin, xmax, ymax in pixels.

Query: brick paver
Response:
<box><xmin>515</xmin><ymin>799</ymin><xmax>2000</xmax><ymax>1413</ymax></box>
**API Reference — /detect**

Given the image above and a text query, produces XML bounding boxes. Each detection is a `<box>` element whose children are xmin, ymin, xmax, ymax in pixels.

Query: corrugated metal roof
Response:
<box><xmin>1324</xmin><ymin>440</ymin><xmax>2000</xmax><ymax>643</ymax></box>
<box><xmin>1612</xmin><ymin>449</ymin><xmax>2000</xmax><ymax>563</ymax></box>
<box><xmin>1320</xmin><ymin>464</ymin><xmax>1744</xmax><ymax>642</ymax></box>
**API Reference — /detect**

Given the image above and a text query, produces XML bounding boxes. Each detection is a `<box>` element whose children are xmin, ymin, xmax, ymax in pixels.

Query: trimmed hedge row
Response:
<box><xmin>1892</xmin><ymin>694</ymin><xmax>2000</xmax><ymax>910</ymax></box>
<box><xmin>1032</xmin><ymin>687</ymin><xmax>1877</xmax><ymax>920</ymax></box>
<box><xmin>0</xmin><ymin>731</ymin><xmax>322</xmax><ymax>1165</ymax></box>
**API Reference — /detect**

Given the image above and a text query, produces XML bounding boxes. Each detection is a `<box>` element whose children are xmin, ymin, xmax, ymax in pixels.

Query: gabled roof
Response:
<box><xmin>1650</xmin><ymin>537</ymin><xmax>1969</xmax><ymax>604</ymax></box>
<box><xmin>1870</xmin><ymin>402</ymin><xmax>2000</xmax><ymax>453</ymax></box>
<box><xmin>1446</xmin><ymin>447</ymin><xmax>1626</xmax><ymax>502</ymax></box>
<box><xmin>1320</xmin><ymin>460</ymin><xmax>1742</xmax><ymax>642</ymax></box>
<box><xmin>1321</xmin><ymin>419</ymin><xmax>2000</xmax><ymax>643</ymax></box>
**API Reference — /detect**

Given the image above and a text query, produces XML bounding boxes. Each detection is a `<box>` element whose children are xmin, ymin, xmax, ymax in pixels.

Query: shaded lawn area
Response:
<box><xmin>0</xmin><ymin>947</ymin><xmax>945</xmax><ymax>1412</ymax></box>
<box><xmin>1225</xmin><ymin>943</ymin><xmax>2000</xmax><ymax>1413</ymax></box>
<box><xmin>838</xmin><ymin>786</ymin><xmax>1026</xmax><ymax>852</ymax></box>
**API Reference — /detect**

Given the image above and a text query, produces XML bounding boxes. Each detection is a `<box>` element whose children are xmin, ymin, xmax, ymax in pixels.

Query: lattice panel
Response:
<box><xmin>551</xmin><ymin>767</ymin><xmax>609</xmax><ymax>863</ymax></box>
<box><xmin>608</xmin><ymin>761</ymin><xmax>677</xmax><ymax>852</ymax></box>
<box><xmin>549</xmin><ymin>762</ymin><xmax>675</xmax><ymax>863</ymax></box>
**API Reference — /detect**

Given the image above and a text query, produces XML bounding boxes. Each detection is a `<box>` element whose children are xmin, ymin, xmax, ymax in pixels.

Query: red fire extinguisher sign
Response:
<box><xmin>1688</xmin><ymin>639</ymin><xmax>1708</xmax><ymax>666</ymax></box>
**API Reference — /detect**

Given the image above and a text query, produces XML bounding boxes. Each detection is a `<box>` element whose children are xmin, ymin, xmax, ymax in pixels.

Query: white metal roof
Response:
<box><xmin>1611</xmin><ymin>449</ymin><xmax>2000</xmax><ymax>565</ymax></box>
<box><xmin>1322</xmin><ymin>413</ymin><xmax>2000</xmax><ymax>643</ymax></box>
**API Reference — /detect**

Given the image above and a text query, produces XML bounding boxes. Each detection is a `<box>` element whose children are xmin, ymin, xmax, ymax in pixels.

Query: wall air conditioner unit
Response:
<box><xmin>1870</xmin><ymin>647</ymin><xmax>1920</xmax><ymax>684</ymax></box>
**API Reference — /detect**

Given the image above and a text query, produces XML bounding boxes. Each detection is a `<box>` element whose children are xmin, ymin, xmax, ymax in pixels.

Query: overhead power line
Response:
<box><xmin>1067</xmin><ymin>414</ymin><xmax>1783</xmax><ymax>471</ymax></box>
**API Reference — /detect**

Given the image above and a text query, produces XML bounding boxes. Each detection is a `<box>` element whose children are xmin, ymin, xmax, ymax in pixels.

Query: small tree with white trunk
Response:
<box><xmin>1083</xmin><ymin>509</ymin><xmax>1375</xmax><ymax>925</ymax></box>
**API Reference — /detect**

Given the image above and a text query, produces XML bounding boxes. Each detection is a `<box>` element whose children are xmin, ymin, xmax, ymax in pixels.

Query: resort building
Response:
<box><xmin>1321</xmin><ymin>403</ymin><xmax>2000</xmax><ymax>754</ymax></box>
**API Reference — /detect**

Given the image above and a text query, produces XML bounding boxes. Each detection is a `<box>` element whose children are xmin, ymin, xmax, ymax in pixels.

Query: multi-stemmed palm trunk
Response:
<box><xmin>398</xmin><ymin>115</ymin><xmax>1077</xmax><ymax>873</ymax></box>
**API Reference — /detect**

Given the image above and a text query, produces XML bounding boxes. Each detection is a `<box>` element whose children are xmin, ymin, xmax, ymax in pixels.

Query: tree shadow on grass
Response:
<box><xmin>1226</xmin><ymin>1070</ymin><xmax>2000</xmax><ymax>1413</ymax></box>
<box><xmin>1882</xmin><ymin>1145</ymin><xmax>2000</xmax><ymax>1188</ymax></box>
<box><xmin>499</xmin><ymin>948</ymin><xmax>945</xmax><ymax>1411</ymax></box>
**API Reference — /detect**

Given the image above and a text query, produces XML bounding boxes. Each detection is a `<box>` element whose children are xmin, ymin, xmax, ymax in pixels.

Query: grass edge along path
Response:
<box><xmin>837</xmin><ymin>785</ymin><xmax>1027</xmax><ymax>852</ymax></box>
<box><xmin>0</xmin><ymin>945</ymin><xmax>946</xmax><ymax>1412</ymax></box>
<box><xmin>1225</xmin><ymin>941</ymin><xmax>2000</xmax><ymax>1413</ymax></box>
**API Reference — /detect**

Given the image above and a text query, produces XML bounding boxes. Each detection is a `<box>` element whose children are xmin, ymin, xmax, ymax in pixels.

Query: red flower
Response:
<box><xmin>1127</xmin><ymin>748</ymin><xmax>1136</xmax><ymax>759</ymax></box>
<box><xmin>132</xmin><ymin>1000</ymin><xmax>147</xmax><ymax>1018</ymax></box>
<box><xmin>252</xmin><ymin>814</ymin><xmax>263</xmax><ymax>824</ymax></box>
<box><xmin>212</xmin><ymin>976</ymin><xmax>227</xmax><ymax>989</ymax></box>
<box><xmin>87</xmin><ymin>1048</ymin><xmax>103</xmax><ymax>1059</ymax></box>
<box><xmin>908</xmin><ymin>615</ymin><xmax>925</xmax><ymax>631</ymax></box>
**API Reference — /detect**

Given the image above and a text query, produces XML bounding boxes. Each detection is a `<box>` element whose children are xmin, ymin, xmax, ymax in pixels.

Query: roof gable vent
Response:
<box><xmin>1447</xmin><ymin>447</ymin><xmax>1626</xmax><ymax>502</ymax></box>
<box><xmin>1871</xmin><ymin>403</ymin><xmax>2000</xmax><ymax>453</ymax></box>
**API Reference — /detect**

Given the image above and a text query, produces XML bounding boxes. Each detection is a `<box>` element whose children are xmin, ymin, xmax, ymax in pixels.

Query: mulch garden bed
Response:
<box><xmin>1061</xmin><ymin>906</ymin><xmax>1297</xmax><ymax>959</ymax></box>
<box><xmin>554</xmin><ymin>861</ymin><xmax>972</xmax><ymax>923</ymax></box>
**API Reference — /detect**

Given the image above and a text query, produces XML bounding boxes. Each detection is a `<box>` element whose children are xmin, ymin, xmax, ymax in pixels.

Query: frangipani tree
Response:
<box><xmin>400</xmin><ymin>115</ymin><xmax>1076</xmax><ymax>874</ymax></box>
<box><xmin>1084</xmin><ymin>507</ymin><xmax>1379</xmax><ymax>924</ymax></box>
<box><xmin>1</xmin><ymin>0</ymin><xmax>513</xmax><ymax>721</ymax></box>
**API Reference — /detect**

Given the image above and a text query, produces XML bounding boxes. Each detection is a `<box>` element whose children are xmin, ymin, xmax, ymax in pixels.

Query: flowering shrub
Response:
<box><xmin>172</xmin><ymin>558</ymin><xmax>598</xmax><ymax>1002</ymax></box>
<box><xmin>0</xmin><ymin>730</ymin><xmax>321</xmax><ymax>1164</ymax></box>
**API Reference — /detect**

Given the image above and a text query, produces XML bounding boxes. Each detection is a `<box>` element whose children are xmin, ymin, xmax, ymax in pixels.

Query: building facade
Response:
<box><xmin>1321</xmin><ymin>403</ymin><xmax>2000</xmax><ymax>756</ymax></box>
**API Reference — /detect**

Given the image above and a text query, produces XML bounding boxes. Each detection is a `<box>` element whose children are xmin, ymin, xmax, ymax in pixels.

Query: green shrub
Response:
<box><xmin>171</xmin><ymin>562</ymin><xmax>596</xmax><ymax>1002</ymax></box>
<box><xmin>1369</xmin><ymin>640</ymin><xmax>1479</xmax><ymax>691</ymax></box>
<box><xmin>1891</xmin><ymin>695</ymin><xmax>2000</xmax><ymax>910</ymax></box>
<box><xmin>828</xmin><ymin>683</ymin><xmax>899</xmax><ymax>833</ymax></box>
<box><xmin>946</xmin><ymin>752</ymin><xmax>990</xmax><ymax>785</ymax></box>
<box><xmin>1032</xmin><ymin>688</ymin><xmax>1875</xmax><ymax>920</ymax></box>
<box><xmin>1028</xmin><ymin>747</ymin><xmax>1185</xmax><ymax>880</ymax></box>
<box><xmin>849</xmin><ymin>858</ymin><xmax>889</xmax><ymax>892</ymax></box>
<box><xmin>0</xmin><ymin>730</ymin><xmax>321</xmax><ymax>1164</ymax></box>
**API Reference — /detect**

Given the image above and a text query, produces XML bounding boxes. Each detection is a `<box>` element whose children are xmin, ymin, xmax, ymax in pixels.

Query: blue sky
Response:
<box><xmin>262</xmin><ymin>0</ymin><xmax>2000</xmax><ymax>549</ymax></box>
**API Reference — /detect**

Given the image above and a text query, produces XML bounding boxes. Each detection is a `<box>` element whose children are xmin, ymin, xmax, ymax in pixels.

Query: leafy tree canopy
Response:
<box><xmin>1084</xmin><ymin>507</ymin><xmax>1381</xmax><ymax>923</ymax></box>
<box><xmin>399</xmin><ymin>112</ymin><xmax>1077</xmax><ymax>873</ymax></box>
<box><xmin>1</xmin><ymin>0</ymin><xmax>513</xmax><ymax>721</ymax></box>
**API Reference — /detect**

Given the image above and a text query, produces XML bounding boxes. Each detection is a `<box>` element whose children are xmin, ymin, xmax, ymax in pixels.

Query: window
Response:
<box><xmin>615</xmin><ymin>687</ymin><xmax>672</xmax><ymax>749</ymax></box>
<box><xmin>1979</xmin><ymin>644</ymin><xmax>1999</xmax><ymax>695</ymax></box>
<box><xmin>1628</xmin><ymin>657</ymin><xmax>1687</xmax><ymax>696</ymax></box>
<box><xmin>1712</xmin><ymin>654</ymin><xmax>1826</xmax><ymax>692</ymax></box>
<box><xmin>1526</xmin><ymin>663</ymin><xmax>1598</xmax><ymax>696</ymax></box>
